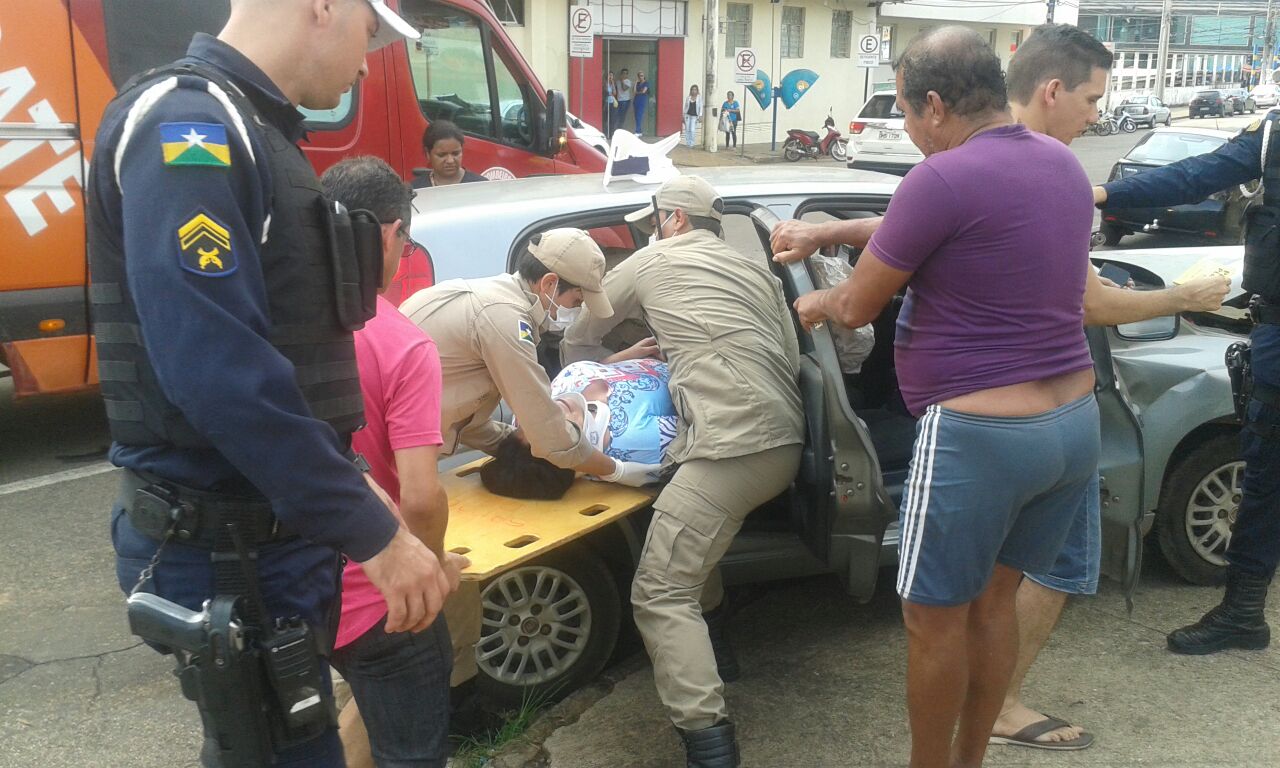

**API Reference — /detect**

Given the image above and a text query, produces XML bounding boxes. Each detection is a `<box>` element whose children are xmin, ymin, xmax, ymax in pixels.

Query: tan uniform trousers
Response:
<box><xmin>631</xmin><ymin>443</ymin><xmax>802</xmax><ymax>730</ymax></box>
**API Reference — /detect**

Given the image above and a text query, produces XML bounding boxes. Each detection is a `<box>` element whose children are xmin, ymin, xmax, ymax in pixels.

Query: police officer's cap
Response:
<box><xmin>528</xmin><ymin>229</ymin><xmax>615</xmax><ymax>319</ymax></box>
<box><xmin>625</xmin><ymin>175</ymin><xmax>725</xmax><ymax>234</ymax></box>
<box><xmin>367</xmin><ymin>0</ymin><xmax>421</xmax><ymax>52</ymax></box>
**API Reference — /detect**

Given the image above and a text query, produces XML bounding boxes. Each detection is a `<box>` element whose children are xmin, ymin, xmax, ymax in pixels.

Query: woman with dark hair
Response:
<box><xmin>479</xmin><ymin>435</ymin><xmax>576</xmax><ymax>500</ymax></box>
<box><xmin>412</xmin><ymin>120</ymin><xmax>488</xmax><ymax>188</ymax></box>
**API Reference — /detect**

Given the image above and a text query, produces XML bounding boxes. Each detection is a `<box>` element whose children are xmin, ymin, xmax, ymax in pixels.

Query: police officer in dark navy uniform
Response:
<box><xmin>1096</xmin><ymin>113</ymin><xmax>1280</xmax><ymax>656</ymax></box>
<box><xmin>86</xmin><ymin>2</ymin><xmax>461</xmax><ymax>765</ymax></box>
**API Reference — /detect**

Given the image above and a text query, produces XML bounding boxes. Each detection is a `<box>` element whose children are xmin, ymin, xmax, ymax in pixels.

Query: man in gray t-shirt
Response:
<box><xmin>617</xmin><ymin>68</ymin><xmax>633</xmax><ymax>129</ymax></box>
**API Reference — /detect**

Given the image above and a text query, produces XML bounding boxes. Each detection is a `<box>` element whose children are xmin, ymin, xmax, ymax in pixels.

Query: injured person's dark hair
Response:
<box><xmin>479</xmin><ymin>435</ymin><xmax>577</xmax><ymax>500</ymax></box>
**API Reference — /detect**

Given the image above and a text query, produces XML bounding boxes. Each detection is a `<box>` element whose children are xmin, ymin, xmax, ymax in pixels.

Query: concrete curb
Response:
<box><xmin>485</xmin><ymin>654</ymin><xmax>649</xmax><ymax>768</ymax></box>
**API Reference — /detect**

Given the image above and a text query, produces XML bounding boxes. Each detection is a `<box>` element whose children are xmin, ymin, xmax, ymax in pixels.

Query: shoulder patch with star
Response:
<box><xmin>160</xmin><ymin>122</ymin><xmax>231</xmax><ymax>168</ymax></box>
<box><xmin>177</xmin><ymin>211</ymin><xmax>236</xmax><ymax>277</ymax></box>
<box><xmin>518</xmin><ymin>318</ymin><xmax>535</xmax><ymax>345</ymax></box>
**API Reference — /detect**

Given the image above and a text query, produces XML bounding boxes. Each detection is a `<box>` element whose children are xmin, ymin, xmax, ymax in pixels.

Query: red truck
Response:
<box><xmin>0</xmin><ymin>0</ymin><xmax>604</xmax><ymax>398</ymax></box>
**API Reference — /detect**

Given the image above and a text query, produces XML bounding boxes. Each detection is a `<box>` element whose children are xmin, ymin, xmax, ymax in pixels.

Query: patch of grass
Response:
<box><xmin>450</xmin><ymin>689</ymin><xmax>553</xmax><ymax>768</ymax></box>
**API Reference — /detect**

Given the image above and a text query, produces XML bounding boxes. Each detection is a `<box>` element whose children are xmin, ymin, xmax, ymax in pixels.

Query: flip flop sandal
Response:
<box><xmin>989</xmin><ymin>715</ymin><xmax>1096</xmax><ymax>751</ymax></box>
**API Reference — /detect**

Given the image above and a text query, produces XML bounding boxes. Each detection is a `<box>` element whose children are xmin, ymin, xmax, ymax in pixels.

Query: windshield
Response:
<box><xmin>859</xmin><ymin>94</ymin><xmax>905</xmax><ymax>120</ymax></box>
<box><xmin>1126</xmin><ymin>132</ymin><xmax>1227</xmax><ymax>164</ymax></box>
<box><xmin>1195</xmin><ymin>91</ymin><xmax>1220</xmax><ymax>98</ymax></box>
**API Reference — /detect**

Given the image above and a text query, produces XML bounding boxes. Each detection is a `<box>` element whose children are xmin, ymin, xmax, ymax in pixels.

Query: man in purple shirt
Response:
<box><xmin>775</xmin><ymin>24</ymin><xmax>1230</xmax><ymax>755</ymax></box>
<box><xmin>794</xmin><ymin>27</ymin><xmax>1099</xmax><ymax>768</ymax></box>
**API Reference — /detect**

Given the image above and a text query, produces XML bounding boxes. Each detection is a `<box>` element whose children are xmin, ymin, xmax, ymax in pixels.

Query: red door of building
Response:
<box><xmin>655</xmin><ymin>38</ymin><xmax>685</xmax><ymax>137</ymax></box>
<box><xmin>569</xmin><ymin>37</ymin><xmax>684</xmax><ymax>138</ymax></box>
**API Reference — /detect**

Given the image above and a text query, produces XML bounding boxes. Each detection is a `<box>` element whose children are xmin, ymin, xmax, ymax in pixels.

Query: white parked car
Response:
<box><xmin>1250</xmin><ymin>83</ymin><xmax>1278</xmax><ymax>108</ymax></box>
<box><xmin>567</xmin><ymin>111</ymin><xmax>609</xmax><ymax>155</ymax></box>
<box><xmin>845</xmin><ymin>91</ymin><xmax>922</xmax><ymax>176</ymax></box>
<box><xmin>407</xmin><ymin>167</ymin><xmax>1247</xmax><ymax>704</ymax></box>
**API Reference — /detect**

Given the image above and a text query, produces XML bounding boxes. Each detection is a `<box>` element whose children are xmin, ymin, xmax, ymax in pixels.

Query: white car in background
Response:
<box><xmin>1251</xmin><ymin>83</ymin><xmax>1278</xmax><ymax>108</ymax></box>
<box><xmin>568</xmin><ymin>111</ymin><xmax>609</xmax><ymax>155</ymax></box>
<box><xmin>845</xmin><ymin>91</ymin><xmax>922</xmax><ymax>177</ymax></box>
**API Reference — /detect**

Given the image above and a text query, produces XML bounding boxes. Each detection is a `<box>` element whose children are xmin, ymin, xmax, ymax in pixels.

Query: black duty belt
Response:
<box><xmin>120</xmin><ymin>469</ymin><xmax>285</xmax><ymax>548</ymax></box>
<box><xmin>1252</xmin><ymin>299</ymin><xmax>1280</xmax><ymax>325</ymax></box>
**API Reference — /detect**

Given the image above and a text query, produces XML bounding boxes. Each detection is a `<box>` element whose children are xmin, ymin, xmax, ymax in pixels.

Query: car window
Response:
<box><xmin>1126</xmin><ymin>132</ymin><xmax>1227</xmax><ymax>164</ymax></box>
<box><xmin>405</xmin><ymin>3</ymin><xmax>491</xmax><ymax>135</ymax></box>
<box><xmin>403</xmin><ymin>0</ymin><xmax>536</xmax><ymax>148</ymax></box>
<box><xmin>1196</xmin><ymin>90</ymin><xmax>1220</xmax><ymax>98</ymax></box>
<box><xmin>859</xmin><ymin>94</ymin><xmax>904</xmax><ymax>120</ymax></box>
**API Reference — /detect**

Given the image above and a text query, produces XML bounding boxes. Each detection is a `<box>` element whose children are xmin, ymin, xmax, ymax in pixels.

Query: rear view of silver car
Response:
<box><xmin>845</xmin><ymin>92</ymin><xmax>923</xmax><ymax>177</ymax></box>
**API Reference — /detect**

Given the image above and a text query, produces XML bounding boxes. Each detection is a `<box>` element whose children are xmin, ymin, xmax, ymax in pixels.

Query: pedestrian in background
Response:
<box><xmin>684</xmin><ymin>84</ymin><xmax>703</xmax><ymax>147</ymax></box>
<box><xmin>793</xmin><ymin>27</ymin><xmax>1099</xmax><ymax>768</ymax></box>
<box><xmin>633</xmin><ymin>71</ymin><xmax>650</xmax><ymax>135</ymax></box>
<box><xmin>721</xmin><ymin>91</ymin><xmax>740</xmax><ymax>148</ymax></box>
<box><xmin>617</xmin><ymin>68</ymin><xmax>633</xmax><ymax>133</ymax></box>
<box><xmin>605</xmin><ymin>71</ymin><xmax>619</xmax><ymax>134</ymax></box>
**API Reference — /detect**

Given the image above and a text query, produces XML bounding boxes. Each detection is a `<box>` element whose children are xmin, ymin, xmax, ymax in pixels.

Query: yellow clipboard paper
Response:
<box><xmin>1173</xmin><ymin>257</ymin><xmax>1238</xmax><ymax>285</ymax></box>
<box><xmin>440</xmin><ymin>459</ymin><xmax>657</xmax><ymax>581</ymax></box>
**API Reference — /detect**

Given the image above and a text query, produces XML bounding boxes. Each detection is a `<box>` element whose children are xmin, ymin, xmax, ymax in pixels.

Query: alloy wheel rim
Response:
<box><xmin>476</xmin><ymin>566</ymin><xmax>592</xmax><ymax>686</ymax></box>
<box><xmin>1184</xmin><ymin>461</ymin><xmax>1245</xmax><ymax>567</ymax></box>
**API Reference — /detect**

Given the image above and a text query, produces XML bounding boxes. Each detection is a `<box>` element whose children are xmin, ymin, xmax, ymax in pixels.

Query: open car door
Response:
<box><xmin>751</xmin><ymin>207</ymin><xmax>896</xmax><ymax>602</ymax></box>
<box><xmin>1088</xmin><ymin>324</ymin><xmax>1146</xmax><ymax>602</ymax></box>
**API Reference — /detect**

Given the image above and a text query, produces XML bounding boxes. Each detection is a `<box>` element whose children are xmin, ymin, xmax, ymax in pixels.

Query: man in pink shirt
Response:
<box><xmin>322</xmin><ymin>156</ymin><xmax>467</xmax><ymax>768</ymax></box>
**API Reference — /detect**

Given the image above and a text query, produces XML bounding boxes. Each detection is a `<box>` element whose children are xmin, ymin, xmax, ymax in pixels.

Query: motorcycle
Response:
<box><xmin>1088</xmin><ymin>111</ymin><xmax>1136</xmax><ymax>136</ymax></box>
<box><xmin>783</xmin><ymin>115</ymin><xmax>848</xmax><ymax>162</ymax></box>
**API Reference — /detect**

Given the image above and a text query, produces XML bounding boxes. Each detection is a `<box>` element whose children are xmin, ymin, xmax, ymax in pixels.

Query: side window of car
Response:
<box><xmin>492</xmin><ymin>50</ymin><xmax>538</xmax><ymax>150</ymax></box>
<box><xmin>403</xmin><ymin>0</ymin><xmax>537</xmax><ymax>149</ymax></box>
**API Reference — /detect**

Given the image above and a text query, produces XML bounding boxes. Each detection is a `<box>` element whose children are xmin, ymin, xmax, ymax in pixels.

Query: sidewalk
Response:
<box><xmin>670</xmin><ymin>140</ymin><xmax>835</xmax><ymax>168</ymax></box>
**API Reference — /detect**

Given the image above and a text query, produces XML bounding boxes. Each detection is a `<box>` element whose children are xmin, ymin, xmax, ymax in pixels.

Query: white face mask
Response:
<box><xmin>549</xmin><ymin>305</ymin><xmax>581</xmax><ymax>332</ymax></box>
<box><xmin>648</xmin><ymin>211</ymin><xmax>676</xmax><ymax>245</ymax></box>
<box><xmin>541</xmin><ymin>278</ymin><xmax>565</xmax><ymax>329</ymax></box>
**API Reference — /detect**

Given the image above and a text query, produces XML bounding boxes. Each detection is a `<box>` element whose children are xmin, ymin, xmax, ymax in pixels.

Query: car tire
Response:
<box><xmin>1155</xmin><ymin>433</ymin><xmax>1243</xmax><ymax>586</ymax></box>
<box><xmin>1164</xmin><ymin>114</ymin><xmax>1172</xmax><ymax>126</ymax></box>
<box><xmin>474</xmin><ymin>545</ymin><xmax>622</xmax><ymax>708</ymax></box>
<box><xmin>1099</xmin><ymin>221</ymin><xmax>1124</xmax><ymax>246</ymax></box>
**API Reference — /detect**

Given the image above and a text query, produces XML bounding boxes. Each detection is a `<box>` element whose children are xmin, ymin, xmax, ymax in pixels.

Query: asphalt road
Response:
<box><xmin>0</xmin><ymin>109</ymin><xmax>1273</xmax><ymax>766</ymax></box>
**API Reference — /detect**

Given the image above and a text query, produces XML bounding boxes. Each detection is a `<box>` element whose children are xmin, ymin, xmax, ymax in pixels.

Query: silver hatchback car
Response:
<box><xmin>407</xmin><ymin>167</ymin><xmax>1245</xmax><ymax>704</ymax></box>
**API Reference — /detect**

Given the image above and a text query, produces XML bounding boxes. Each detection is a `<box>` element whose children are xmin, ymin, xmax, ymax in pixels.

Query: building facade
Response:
<box><xmin>1078</xmin><ymin>1</ymin><xmax>1274</xmax><ymax>104</ymax></box>
<box><xmin>494</xmin><ymin>0</ymin><xmax>1073</xmax><ymax>150</ymax></box>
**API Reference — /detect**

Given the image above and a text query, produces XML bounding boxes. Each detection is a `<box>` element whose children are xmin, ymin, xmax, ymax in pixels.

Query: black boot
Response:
<box><xmin>704</xmin><ymin>605</ymin><xmax>740</xmax><ymax>682</ymax></box>
<box><xmin>678</xmin><ymin>720</ymin><xmax>740</xmax><ymax>768</ymax></box>
<box><xmin>1168</xmin><ymin>568</ymin><xmax>1271</xmax><ymax>655</ymax></box>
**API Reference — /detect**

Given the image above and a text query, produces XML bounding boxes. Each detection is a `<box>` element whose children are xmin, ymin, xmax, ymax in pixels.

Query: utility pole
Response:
<box><xmin>1154</xmin><ymin>0</ymin><xmax>1172</xmax><ymax>100</ymax></box>
<box><xmin>1267</xmin><ymin>0</ymin><xmax>1277</xmax><ymax>87</ymax></box>
<box><xmin>1046</xmin><ymin>0</ymin><xmax>1055</xmax><ymax>24</ymax></box>
<box><xmin>704</xmin><ymin>0</ymin><xmax>719</xmax><ymax>153</ymax></box>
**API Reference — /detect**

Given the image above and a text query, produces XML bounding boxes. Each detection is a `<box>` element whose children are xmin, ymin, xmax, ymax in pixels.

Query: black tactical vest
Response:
<box><xmin>88</xmin><ymin>64</ymin><xmax>368</xmax><ymax>448</ymax></box>
<box><xmin>1244</xmin><ymin>119</ymin><xmax>1280</xmax><ymax>304</ymax></box>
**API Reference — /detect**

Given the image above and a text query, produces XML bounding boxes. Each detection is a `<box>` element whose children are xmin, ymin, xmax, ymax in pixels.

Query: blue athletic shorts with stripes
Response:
<box><xmin>1024</xmin><ymin>473</ymin><xmax>1101</xmax><ymax>595</ymax></box>
<box><xmin>895</xmin><ymin>394</ymin><xmax>1101</xmax><ymax>607</ymax></box>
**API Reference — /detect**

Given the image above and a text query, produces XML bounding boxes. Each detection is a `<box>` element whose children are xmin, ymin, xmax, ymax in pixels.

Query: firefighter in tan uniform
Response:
<box><xmin>563</xmin><ymin>176</ymin><xmax>804</xmax><ymax>768</ymax></box>
<box><xmin>399</xmin><ymin>228</ymin><xmax>662</xmax><ymax>682</ymax></box>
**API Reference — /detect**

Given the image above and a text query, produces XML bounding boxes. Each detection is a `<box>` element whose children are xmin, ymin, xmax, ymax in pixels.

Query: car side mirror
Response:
<box><xmin>1115</xmin><ymin>314</ymin><xmax>1179</xmax><ymax>341</ymax></box>
<box><xmin>542</xmin><ymin>89</ymin><xmax>567</xmax><ymax>156</ymax></box>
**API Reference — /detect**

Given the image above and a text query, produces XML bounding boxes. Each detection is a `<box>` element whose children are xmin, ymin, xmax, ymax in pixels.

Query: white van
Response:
<box><xmin>845</xmin><ymin>92</ymin><xmax>923</xmax><ymax>176</ymax></box>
